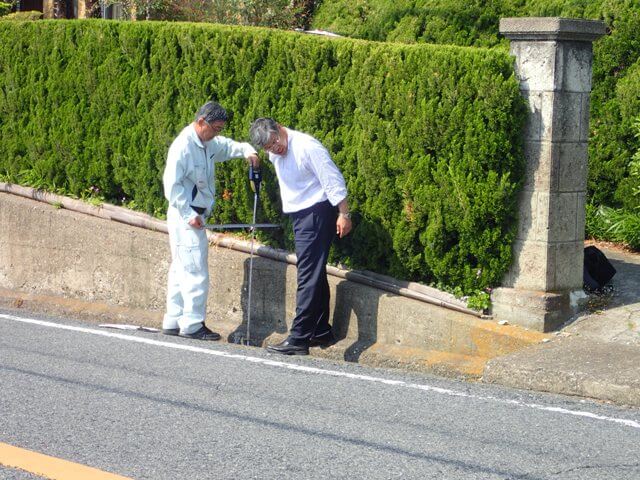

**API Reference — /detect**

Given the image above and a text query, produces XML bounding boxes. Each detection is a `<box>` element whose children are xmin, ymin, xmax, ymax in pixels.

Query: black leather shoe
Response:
<box><xmin>179</xmin><ymin>325</ymin><xmax>221</xmax><ymax>341</ymax></box>
<box><xmin>266</xmin><ymin>340</ymin><xmax>309</xmax><ymax>356</ymax></box>
<box><xmin>162</xmin><ymin>328</ymin><xmax>180</xmax><ymax>336</ymax></box>
<box><xmin>310</xmin><ymin>332</ymin><xmax>337</xmax><ymax>348</ymax></box>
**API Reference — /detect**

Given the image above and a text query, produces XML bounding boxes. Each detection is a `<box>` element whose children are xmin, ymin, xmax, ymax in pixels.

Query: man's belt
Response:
<box><xmin>191</xmin><ymin>185</ymin><xmax>206</xmax><ymax>214</ymax></box>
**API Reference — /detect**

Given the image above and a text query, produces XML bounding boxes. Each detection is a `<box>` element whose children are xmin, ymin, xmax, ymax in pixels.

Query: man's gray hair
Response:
<box><xmin>249</xmin><ymin>118</ymin><xmax>279</xmax><ymax>148</ymax></box>
<box><xmin>195</xmin><ymin>101</ymin><xmax>228</xmax><ymax>124</ymax></box>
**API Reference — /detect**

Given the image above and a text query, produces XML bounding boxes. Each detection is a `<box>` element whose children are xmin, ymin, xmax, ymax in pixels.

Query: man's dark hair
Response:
<box><xmin>196</xmin><ymin>101</ymin><xmax>228</xmax><ymax>124</ymax></box>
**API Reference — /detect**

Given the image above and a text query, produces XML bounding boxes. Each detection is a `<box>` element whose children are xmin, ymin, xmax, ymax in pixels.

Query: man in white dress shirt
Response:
<box><xmin>249</xmin><ymin>118</ymin><xmax>352</xmax><ymax>355</ymax></box>
<box><xmin>162</xmin><ymin>101</ymin><xmax>258</xmax><ymax>340</ymax></box>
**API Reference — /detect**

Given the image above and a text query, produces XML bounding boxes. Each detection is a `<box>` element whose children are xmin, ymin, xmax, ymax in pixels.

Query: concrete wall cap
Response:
<box><xmin>499</xmin><ymin>17</ymin><xmax>606</xmax><ymax>42</ymax></box>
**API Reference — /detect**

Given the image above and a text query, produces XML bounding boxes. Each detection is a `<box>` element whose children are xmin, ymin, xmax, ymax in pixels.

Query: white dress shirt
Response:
<box><xmin>163</xmin><ymin>124</ymin><xmax>256</xmax><ymax>222</ymax></box>
<box><xmin>268</xmin><ymin>128</ymin><xmax>347</xmax><ymax>213</ymax></box>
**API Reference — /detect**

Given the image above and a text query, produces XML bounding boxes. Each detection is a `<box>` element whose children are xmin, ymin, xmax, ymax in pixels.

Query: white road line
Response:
<box><xmin>2</xmin><ymin>313</ymin><xmax>639</xmax><ymax>430</ymax></box>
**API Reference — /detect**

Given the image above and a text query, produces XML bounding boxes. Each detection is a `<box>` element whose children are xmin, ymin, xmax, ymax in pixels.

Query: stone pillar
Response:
<box><xmin>42</xmin><ymin>0</ymin><xmax>54</xmax><ymax>18</ymax></box>
<box><xmin>492</xmin><ymin>18</ymin><xmax>606</xmax><ymax>332</ymax></box>
<box><xmin>77</xmin><ymin>0</ymin><xmax>88</xmax><ymax>19</ymax></box>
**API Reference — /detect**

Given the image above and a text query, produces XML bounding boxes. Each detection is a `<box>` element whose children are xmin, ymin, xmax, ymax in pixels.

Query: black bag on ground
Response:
<box><xmin>583</xmin><ymin>246</ymin><xmax>616</xmax><ymax>289</ymax></box>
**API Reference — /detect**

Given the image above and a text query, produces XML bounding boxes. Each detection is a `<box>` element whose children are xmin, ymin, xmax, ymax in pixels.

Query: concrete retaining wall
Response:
<box><xmin>0</xmin><ymin>191</ymin><xmax>547</xmax><ymax>377</ymax></box>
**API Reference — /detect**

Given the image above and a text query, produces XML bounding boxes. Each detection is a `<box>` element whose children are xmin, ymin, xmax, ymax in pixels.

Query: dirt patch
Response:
<box><xmin>585</xmin><ymin>239</ymin><xmax>639</xmax><ymax>255</ymax></box>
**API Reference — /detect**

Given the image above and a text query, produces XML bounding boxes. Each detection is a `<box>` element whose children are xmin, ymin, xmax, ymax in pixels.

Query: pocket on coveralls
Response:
<box><xmin>177</xmin><ymin>245</ymin><xmax>203</xmax><ymax>273</ymax></box>
<box><xmin>175</xmin><ymin>213</ymin><xmax>205</xmax><ymax>273</ymax></box>
<box><xmin>193</xmin><ymin>160</ymin><xmax>207</xmax><ymax>190</ymax></box>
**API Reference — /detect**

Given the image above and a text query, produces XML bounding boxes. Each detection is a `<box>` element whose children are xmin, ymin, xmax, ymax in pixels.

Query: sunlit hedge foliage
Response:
<box><xmin>0</xmin><ymin>19</ymin><xmax>525</xmax><ymax>291</ymax></box>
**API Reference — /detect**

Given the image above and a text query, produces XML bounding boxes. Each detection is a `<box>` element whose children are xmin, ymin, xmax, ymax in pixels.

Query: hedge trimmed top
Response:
<box><xmin>313</xmin><ymin>0</ymin><xmax>640</xmax><ymax>214</ymax></box>
<box><xmin>0</xmin><ymin>19</ymin><xmax>525</xmax><ymax>292</ymax></box>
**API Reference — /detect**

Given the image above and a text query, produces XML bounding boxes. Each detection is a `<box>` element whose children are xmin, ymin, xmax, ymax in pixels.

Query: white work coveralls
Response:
<box><xmin>162</xmin><ymin>124</ymin><xmax>256</xmax><ymax>334</ymax></box>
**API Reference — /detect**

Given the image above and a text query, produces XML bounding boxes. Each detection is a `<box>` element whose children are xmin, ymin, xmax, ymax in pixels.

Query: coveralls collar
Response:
<box><xmin>188</xmin><ymin>123</ymin><xmax>206</xmax><ymax>149</ymax></box>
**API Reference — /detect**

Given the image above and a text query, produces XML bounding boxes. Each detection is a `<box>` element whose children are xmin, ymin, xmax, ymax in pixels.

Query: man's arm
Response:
<box><xmin>304</xmin><ymin>144</ymin><xmax>352</xmax><ymax>238</ymax></box>
<box><xmin>336</xmin><ymin>198</ymin><xmax>352</xmax><ymax>238</ymax></box>
<box><xmin>304</xmin><ymin>145</ymin><xmax>348</xmax><ymax>206</ymax></box>
<box><xmin>163</xmin><ymin>145</ymin><xmax>199</xmax><ymax>224</ymax></box>
<box><xmin>211</xmin><ymin>137</ymin><xmax>258</xmax><ymax>164</ymax></box>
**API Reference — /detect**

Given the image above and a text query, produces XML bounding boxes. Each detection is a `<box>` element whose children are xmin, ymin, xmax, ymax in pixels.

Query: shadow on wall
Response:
<box><xmin>231</xmin><ymin>252</ymin><xmax>386</xmax><ymax>355</ymax></box>
<box><xmin>332</xmin><ymin>280</ymin><xmax>382</xmax><ymax>362</ymax></box>
<box><xmin>230</xmin><ymin>256</ymin><xmax>289</xmax><ymax>346</ymax></box>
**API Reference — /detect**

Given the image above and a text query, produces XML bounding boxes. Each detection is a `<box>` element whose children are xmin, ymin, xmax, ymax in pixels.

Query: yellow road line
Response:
<box><xmin>0</xmin><ymin>442</ymin><xmax>132</xmax><ymax>480</ymax></box>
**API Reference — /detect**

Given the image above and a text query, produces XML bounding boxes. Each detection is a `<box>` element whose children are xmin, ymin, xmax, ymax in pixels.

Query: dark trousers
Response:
<box><xmin>288</xmin><ymin>200</ymin><xmax>336</xmax><ymax>346</ymax></box>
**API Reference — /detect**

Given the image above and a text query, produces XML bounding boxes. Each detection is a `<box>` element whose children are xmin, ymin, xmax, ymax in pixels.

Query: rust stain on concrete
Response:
<box><xmin>0</xmin><ymin>288</ymin><xmax>162</xmax><ymax>327</ymax></box>
<box><xmin>469</xmin><ymin>321</ymin><xmax>549</xmax><ymax>359</ymax></box>
<box><xmin>366</xmin><ymin>344</ymin><xmax>487</xmax><ymax>377</ymax></box>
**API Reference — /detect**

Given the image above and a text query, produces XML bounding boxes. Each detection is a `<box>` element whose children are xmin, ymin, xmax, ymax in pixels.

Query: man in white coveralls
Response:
<box><xmin>162</xmin><ymin>101</ymin><xmax>259</xmax><ymax>340</ymax></box>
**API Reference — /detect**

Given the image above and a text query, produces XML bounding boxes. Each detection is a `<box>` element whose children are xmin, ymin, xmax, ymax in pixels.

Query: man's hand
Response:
<box><xmin>336</xmin><ymin>214</ymin><xmax>352</xmax><ymax>238</ymax></box>
<box><xmin>247</xmin><ymin>153</ymin><xmax>260</xmax><ymax>168</ymax></box>
<box><xmin>189</xmin><ymin>215</ymin><xmax>204</xmax><ymax>229</ymax></box>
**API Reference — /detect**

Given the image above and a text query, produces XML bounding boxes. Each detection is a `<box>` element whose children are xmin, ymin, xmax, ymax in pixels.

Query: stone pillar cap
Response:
<box><xmin>500</xmin><ymin>17</ymin><xmax>606</xmax><ymax>42</ymax></box>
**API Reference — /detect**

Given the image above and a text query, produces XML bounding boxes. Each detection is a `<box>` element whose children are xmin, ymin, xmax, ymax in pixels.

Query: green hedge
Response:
<box><xmin>311</xmin><ymin>0</ymin><xmax>607</xmax><ymax>48</ymax></box>
<box><xmin>586</xmin><ymin>116</ymin><xmax>640</xmax><ymax>249</ymax></box>
<box><xmin>0</xmin><ymin>19</ymin><xmax>525</xmax><ymax>292</ymax></box>
<box><xmin>0</xmin><ymin>11</ymin><xmax>43</xmax><ymax>20</ymax></box>
<box><xmin>312</xmin><ymin>0</ymin><xmax>510</xmax><ymax>47</ymax></box>
<box><xmin>313</xmin><ymin>0</ymin><xmax>640</xmax><ymax>217</ymax></box>
<box><xmin>0</xmin><ymin>3</ymin><xmax>11</xmax><ymax>17</ymax></box>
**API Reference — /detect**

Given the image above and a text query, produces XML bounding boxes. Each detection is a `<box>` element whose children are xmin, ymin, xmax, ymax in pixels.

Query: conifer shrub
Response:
<box><xmin>0</xmin><ymin>19</ymin><xmax>525</xmax><ymax>293</ymax></box>
<box><xmin>587</xmin><ymin>116</ymin><xmax>640</xmax><ymax>250</ymax></box>
<box><xmin>0</xmin><ymin>10</ymin><xmax>43</xmax><ymax>20</ymax></box>
<box><xmin>312</xmin><ymin>0</ymin><xmax>508</xmax><ymax>47</ymax></box>
<box><xmin>0</xmin><ymin>2</ymin><xmax>11</xmax><ymax>17</ymax></box>
<box><xmin>313</xmin><ymin>0</ymin><xmax>640</xmax><ymax>224</ymax></box>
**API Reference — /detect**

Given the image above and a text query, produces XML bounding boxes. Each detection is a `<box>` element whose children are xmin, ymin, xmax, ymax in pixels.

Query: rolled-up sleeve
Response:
<box><xmin>210</xmin><ymin>137</ymin><xmax>257</xmax><ymax>162</ymax></box>
<box><xmin>305</xmin><ymin>146</ymin><xmax>348</xmax><ymax>206</ymax></box>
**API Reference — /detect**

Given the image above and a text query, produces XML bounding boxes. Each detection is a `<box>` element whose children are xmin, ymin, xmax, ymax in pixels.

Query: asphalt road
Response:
<box><xmin>1</xmin><ymin>309</ymin><xmax>639</xmax><ymax>480</ymax></box>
